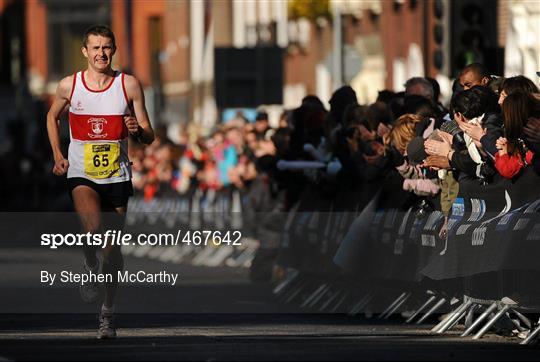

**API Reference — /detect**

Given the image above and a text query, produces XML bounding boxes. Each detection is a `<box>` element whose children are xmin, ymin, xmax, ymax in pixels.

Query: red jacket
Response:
<box><xmin>494</xmin><ymin>150</ymin><xmax>534</xmax><ymax>179</ymax></box>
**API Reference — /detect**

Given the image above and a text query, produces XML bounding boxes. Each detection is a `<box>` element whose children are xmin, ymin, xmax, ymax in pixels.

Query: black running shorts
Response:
<box><xmin>67</xmin><ymin>177</ymin><xmax>134</xmax><ymax>209</ymax></box>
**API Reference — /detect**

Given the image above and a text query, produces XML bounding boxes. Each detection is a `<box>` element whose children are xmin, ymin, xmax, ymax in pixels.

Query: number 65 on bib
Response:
<box><xmin>84</xmin><ymin>143</ymin><xmax>121</xmax><ymax>179</ymax></box>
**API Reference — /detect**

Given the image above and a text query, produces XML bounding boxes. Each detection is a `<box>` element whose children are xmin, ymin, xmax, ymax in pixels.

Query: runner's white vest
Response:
<box><xmin>67</xmin><ymin>71</ymin><xmax>131</xmax><ymax>184</ymax></box>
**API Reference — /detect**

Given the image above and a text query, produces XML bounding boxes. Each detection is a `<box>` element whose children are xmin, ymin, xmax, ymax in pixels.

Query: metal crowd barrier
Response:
<box><xmin>122</xmin><ymin>168</ymin><xmax>540</xmax><ymax>344</ymax></box>
<box><xmin>273</xmin><ymin>169</ymin><xmax>540</xmax><ymax>345</ymax></box>
<box><xmin>123</xmin><ymin>188</ymin><xmax>258</xmax><ymax>269</ymax></box>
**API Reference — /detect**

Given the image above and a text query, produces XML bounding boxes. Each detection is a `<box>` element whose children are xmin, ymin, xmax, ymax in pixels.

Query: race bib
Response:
<box><xmin>84</xmin><ymin>143</ymin><xmax>120</xmax><ymax>179</ymax></box>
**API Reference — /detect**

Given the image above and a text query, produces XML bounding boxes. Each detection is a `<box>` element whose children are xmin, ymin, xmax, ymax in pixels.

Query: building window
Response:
<box><xmin>246</xmin><ymin>24</ymin><xmax>258</xmax><ymax>47</ymax></box>
<box><xmin>288</xmin><ymin>19</ymin><xmax>310</xmax><ymax>50</ymax></box>
<box><xmin>149</xmin><ymin>16</ymin><xmax>163</xmax><ymax>84</ymax></box>
<box><xmin>45</xmin><ymin>0</ymin><xmax>110</xmax><ymax>80</ymax></box>
<box><xmin>257</xmin><ymin>22</ymin><xmax>277</xmax><ymax>45</ymax></box>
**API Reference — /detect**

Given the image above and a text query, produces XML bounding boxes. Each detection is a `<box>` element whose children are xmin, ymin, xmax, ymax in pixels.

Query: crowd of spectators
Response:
<box><xmin>126</xmin><ymin>64</ymin><xmax>539</xmax><ymax>280</ymax></box>
<box><xmin>127</xmin><ymin>110</ymin><xmax>285</xmax><ymax>201</ymax></box>
<box><xmin>130</xmin><ymin>63</ymin><xmax>539</xmax><ymax>209</ymax></box>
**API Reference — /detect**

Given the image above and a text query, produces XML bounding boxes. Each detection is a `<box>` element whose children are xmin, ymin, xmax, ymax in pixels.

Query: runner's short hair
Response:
<box><xmin>83</xmin><ymin>25</ymin><xmax>116</xmax><ymax>48</ymax></box>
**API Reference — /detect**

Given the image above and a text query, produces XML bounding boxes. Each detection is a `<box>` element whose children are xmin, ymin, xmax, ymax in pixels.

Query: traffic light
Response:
<box><xmin>450</xmin><ymin>0</ymin><xmax>503</xmax><ymax>77</ymax></box>
<box><xmin>432</xmin><ymin>0</ymin><xmax>445</xmax><ymax>71</ymax></box>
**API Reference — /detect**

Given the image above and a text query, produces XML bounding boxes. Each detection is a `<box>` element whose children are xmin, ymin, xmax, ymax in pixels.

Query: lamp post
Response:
<box><xmin>332</xmin><ymin>1</ymin><xmax>343</xmax><ymax>89</ymax></box>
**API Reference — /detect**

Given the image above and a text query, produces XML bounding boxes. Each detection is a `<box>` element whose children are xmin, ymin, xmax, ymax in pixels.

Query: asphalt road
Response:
<box><xmin>0</xmin><ymin>247</ymin><xmax>539</xmax><ymax>361</ymax></box>
<box><xmin>2</xmin><ymin>313</ymin><xmax>540</xmax><ymax>361</ymax></box>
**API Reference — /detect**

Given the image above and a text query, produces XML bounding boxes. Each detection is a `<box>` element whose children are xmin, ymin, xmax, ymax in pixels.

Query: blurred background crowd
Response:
<box><xmin>126</xmin><ymin>63</ymin><xmax>540</xmax><ymax>213</ymax></box>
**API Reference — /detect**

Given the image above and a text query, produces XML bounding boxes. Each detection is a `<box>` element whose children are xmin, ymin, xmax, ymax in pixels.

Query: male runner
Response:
<box><xmin>46</xmin><ymin>25</ymin><xmax>154</xmax><ymax>339</ymax></box>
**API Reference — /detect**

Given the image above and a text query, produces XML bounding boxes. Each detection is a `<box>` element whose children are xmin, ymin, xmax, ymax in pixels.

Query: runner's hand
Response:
<box><xmin>52</xmin><ymin>158</ymin><xmax>69</xmax><ymax>176</ymax></box>
<box><xmin>124</xmin><ymin>115</ymin><xmax>140</xmax><ymax>135</ymax></box>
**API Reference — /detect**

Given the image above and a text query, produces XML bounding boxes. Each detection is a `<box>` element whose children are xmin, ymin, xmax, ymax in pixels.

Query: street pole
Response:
<box><xmin>332</xmin><ymin>1</ymin><xmax>342</xmax><ymax>89</ymax></box>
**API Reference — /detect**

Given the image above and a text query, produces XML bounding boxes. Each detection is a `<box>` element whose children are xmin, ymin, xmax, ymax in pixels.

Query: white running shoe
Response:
<box><xmin>79</xmin><ymin>258</ymin><xmax>103</xmax><ymax>304</ymax></box>
<box><xmin>97</xmin><ymin>309</ymin><xmax>116</xmax><ymax>339</ymax></box>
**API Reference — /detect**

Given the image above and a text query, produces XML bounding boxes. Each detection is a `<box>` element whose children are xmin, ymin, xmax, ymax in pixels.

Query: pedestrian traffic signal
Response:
<box><xmin>432</xmin><ymin>0</ymin><xmax>446</xmax><ymax>71</ymax></box>
<box><xmin>450</xmin><ymin>0</ymin><xmax>502</xmax><ymax>77</ymax></box>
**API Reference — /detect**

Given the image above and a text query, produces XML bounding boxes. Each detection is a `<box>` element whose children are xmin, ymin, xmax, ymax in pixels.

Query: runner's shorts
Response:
<box><xmin>68</xmin><ymin>178</ymin><xmax>134</xmax><ymax>208</ymax></box>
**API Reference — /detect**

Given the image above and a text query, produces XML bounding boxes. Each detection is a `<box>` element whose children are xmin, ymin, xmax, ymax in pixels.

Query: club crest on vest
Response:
<box><xmin>88</xmin><ymin>118</ymin><xmax>108</xmax><ymax>139</ymax></box>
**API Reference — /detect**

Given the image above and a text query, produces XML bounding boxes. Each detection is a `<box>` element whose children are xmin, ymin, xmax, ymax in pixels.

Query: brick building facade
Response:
<box><xmin>2</xmin><ymin>0</ymin><xmax>533</xmax><ymax>131</ymax></box>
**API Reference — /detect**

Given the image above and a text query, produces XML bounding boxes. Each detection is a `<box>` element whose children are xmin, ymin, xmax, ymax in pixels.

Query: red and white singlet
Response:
<box><xmin>67</xmin><ymin>71</ymin><xmax>132</xmax><ymax>184</ymax></box>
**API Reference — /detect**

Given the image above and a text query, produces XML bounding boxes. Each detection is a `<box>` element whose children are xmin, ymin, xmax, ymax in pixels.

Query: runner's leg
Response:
<box><xmin>72</xmin><ymin>185</ymin><xmax>102</xmax><ymax>268</ymax></box>
<box><xmin>93</xmin><ymin>203</ymin><xmax>126</xmax><ymax>340</ymax></box>
<box><xmin>101</xmin><ymin>205</ymin><xmax>127</xmax><ymax>309</ymax></box>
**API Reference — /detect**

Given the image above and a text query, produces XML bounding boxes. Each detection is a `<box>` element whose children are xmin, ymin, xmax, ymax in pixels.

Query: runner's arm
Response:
<box><xmin>124</xmin><ymin>74</ymin><xmax>154</xmax><ymax>145</ymax></box>
<box><xmin>46</xmin><ymin>76</ymin><xmax>72</xmax><ymax>173</ymax></box>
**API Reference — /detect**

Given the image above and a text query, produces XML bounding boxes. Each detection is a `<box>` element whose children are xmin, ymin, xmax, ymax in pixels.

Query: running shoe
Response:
<box><xmin>97</xmin><ymin>309</ymin><xmax>116</xmax><ymax>339</ymax></box>
<box><xmin>79</xmin><ymin>258</ymin><xmax>103</xmax><ymax>303</ymax></box>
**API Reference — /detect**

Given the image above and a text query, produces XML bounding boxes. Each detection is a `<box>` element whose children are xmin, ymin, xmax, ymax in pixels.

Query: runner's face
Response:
<box><xmin>82</xmin><ymin>35</ymin><xmax>115</xmax><ymax>71</ymax></box>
